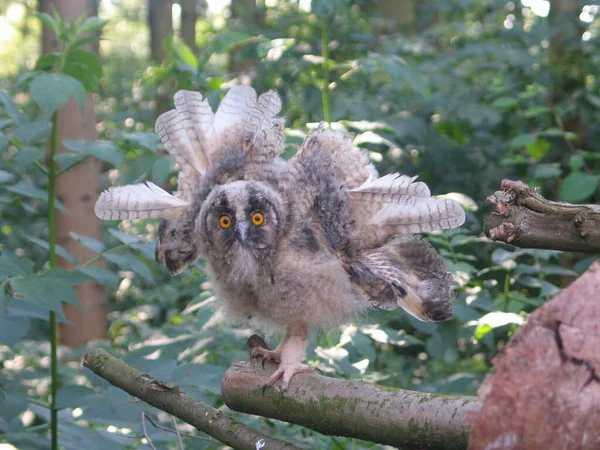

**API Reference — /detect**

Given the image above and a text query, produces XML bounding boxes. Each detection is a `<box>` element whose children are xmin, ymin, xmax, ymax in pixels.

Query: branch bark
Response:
<box><xmin>82</xmin><ymin>349</ymin><xmax>300</xmax><ymax>450</ymax></box>
<box><xmin>483</xmin><ymin>179</ymin><xmax>600</xmax><ymax>252</ymax></box>
<box><xmin>222</xmin><ymin>360</ymin><xmax>476</xmax><ymax>449</ymax></box>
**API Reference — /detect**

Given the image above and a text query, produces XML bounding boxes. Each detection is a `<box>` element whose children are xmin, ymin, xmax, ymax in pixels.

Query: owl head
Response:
<box><xmin>197</xmin><ymin>180</ymin><xmax>287</xmax><ymax>284</ymax></box>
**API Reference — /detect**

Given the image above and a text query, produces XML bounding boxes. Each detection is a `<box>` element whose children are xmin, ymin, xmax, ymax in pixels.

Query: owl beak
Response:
<box><xmin>237</xmin><ymin>221</ymin><xmax>249</xmax><ymax>243</ymax></box>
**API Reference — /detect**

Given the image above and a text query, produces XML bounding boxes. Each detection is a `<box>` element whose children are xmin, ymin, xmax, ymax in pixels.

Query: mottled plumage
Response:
<box><xmin>95</xmin><ymin>87</ymin><xmax>466</xmax><ymax>389</ymax></box>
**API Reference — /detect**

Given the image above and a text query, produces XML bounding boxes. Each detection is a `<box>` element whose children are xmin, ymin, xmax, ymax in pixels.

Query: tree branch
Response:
<box><xmin>221</xmin><ymin>360</ymin><xmax>476</xmax><ymax>450</ymax></box>
<box><xmin>82</xmin><ymin>349</ymin><xmax>301</xmax><ymax>450</ymax></box>
<box><xmin>484</xmin><ymin>179</ymin><xmax>600</xmax><ymax>252</ymax></box>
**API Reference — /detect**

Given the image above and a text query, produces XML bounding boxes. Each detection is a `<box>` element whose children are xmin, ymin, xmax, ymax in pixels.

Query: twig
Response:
<box><xmin>141</xmin><ymin>413</ymin><xmax>157</xmax><ymax>450</ymax></box>
<box><xmin>82</xmin><ymin>349</ymin><xmax>301</xmax><ymax>450</ymax></box>
<box><xmin>172</xmin><ymin>416</ymin><xmax>184</xmax><ymax>450</ymax></box>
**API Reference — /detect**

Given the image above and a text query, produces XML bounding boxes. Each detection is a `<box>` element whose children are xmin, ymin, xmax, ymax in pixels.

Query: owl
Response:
<box><xmin>95</xmin><ymin>87</ymin><xmax>465</xmax><ymax>390</ymax></box>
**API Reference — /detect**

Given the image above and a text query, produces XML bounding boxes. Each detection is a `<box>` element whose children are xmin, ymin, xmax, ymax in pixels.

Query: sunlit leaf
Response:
<box><xmin>30</xmin><ymin>73</ymin><xmax>86</xmax><ymax>116</ymax></box>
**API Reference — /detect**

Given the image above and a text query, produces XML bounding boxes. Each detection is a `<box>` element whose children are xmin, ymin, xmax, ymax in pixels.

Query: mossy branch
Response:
<box><xmin>484</xmin><ymin>179</ymin><xmax>600</xmax><ymax>253</ymax></box>
<box><xmin>222</xmin><ymin>360</ymin><xmax>476</xmax><ymax>450</ymax></box>
<box><xmin>82</xmin><ymin>349</ymin><xmax>300</xmax><ymax>450</ymax></box>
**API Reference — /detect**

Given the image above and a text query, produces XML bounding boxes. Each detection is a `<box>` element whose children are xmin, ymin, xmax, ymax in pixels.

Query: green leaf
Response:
<box><xmin>0</xmin><ymin>170</ymin><xmax>14</xmax><ymax>184</ymax></box>
<box><xmin>522</xmin><ymin>106</ymin><xmax>550</xmax><ymax>118</ymax></box>
<box><xmin>0</xmin><ymin>91</ymin><xmax>27</xmax><ymax>123</ymax></box>
<box><xmin>121</xmin><ymin>131</ymin><xmax>161</xmax><ymax>152</ymax></box>
<box><xmin>63</xmin><ymin>49</ymin><xmax>103</xmax><ymax>93</ymax></box>
<box><xmin>509</xmin><ymin>133</ymin><xmax>536</xmax><ymax>149</ymax></box>
<box><xmin>79</xmin><ymin>16</ymin><xmax>108</xmax><ymax>34</ymax></box>
<box><xmin>56</xmin><ymin>385</ymin><xmax>105</xmax><ymax>409</ymax></box>
<box><xmin>492</xmin><ymin>96</ymin><xmax>518</xmax><ymax>110</ymax></box>
<box><xmin>569</xmin><ymin>155</ymin><xmax>585</xmax><ymax>171</ymax></box>
<box><xmin>525</xmin><ymin>139</ymin><xmax>549</xmax><ymax>160</ymax></box>
<box><xmin>77</xmin><ymin>267</ymin><xmax>119</xmax><ymax>289</ymax></box>
<box><xmin>0</xmin><ymin>313</ymin><xmax>30</xmax><ymax>347</ymax></box>
<box><xmin>4</xmin><ymin>181</ymin><xmax>66</xmax><ymax>211</ymax></box>
<box><xmin>0</xmin><ymin>252</ymin><xmax>34</xmax><ymax>280</ymax></box>
<box><xmin>42</xmin><ymin>268</ymin><xmax>91</xmax><ymax>286</ymax></box>
<box><xmin>311</xmin><ymin>0</ymin><xmax>350</xmax><ymax>19</ymax></box>
<box><xmin>0</xmin><ymin>132</ymin><xmax>8</xmax><ymax>151</ymax></box>
<box><xmin>54</xmin><ymin>152</ymin><xmax>87</xmax><ymax>171</ymax></box>
<box><xmin>10</xmin><ymin>275</ymin><xmax>80</xmax><ymax>314</ymax></box>
<box><xmin>36</xmin><ymin>12</ymin><xmax>59</xmax><ymax>37</ymax></box>
<box><xmin>14</xmin><ymin>147</ymin><xmax>43</xmax><ymax>168</ymax></box>
<box><xmin>471</xmin><ymin>312</ymin><xmax>524</xmax><ymax>340</ymax></box>
<box><xmin>108</xmin><ymin>228</ymin><xmax>139</xmax><ymax>244</ymax></box>
<box><xmin>12</xmin><ymin>120</ymin><xmax>52</xmax><ymax>143</ymax></box>
<box><xmin>25</xmin><ymin>236</ymin><xmax>78</xmax><ymax>263</ymax></box>
<box><xmin>533</xmin><ymin>163</ymin><xmax>561</xmax><ymax>179</ymax></box>
<box><xmin>34</xmin><ymin>53</ymin><xmax>60</xmax><ymax>72</ymax></box>
<box><xmin>586</xmin><ymin>94</ymin><xmax>600</xmax><ymax>110</ymax></box>
<box><xmin>559</xmin><ymin>172</ymin><xmax>597</xmax><ymax>203</ymax></box>
<box><xmin>152</xmin><ymin>154</ymin><xmax>173</xmax><ymax>185</ymax></box>
<box><xmin>70</xmin><ymin>232</ymin><xmax>105</xmax><ymax>253</ymax></box>
<box><xmin>29</xmin><ymin>73</ymin><xmax>86</xmax><ymax>116</ymax></box>
<box><xmin>103</xmin><ymin>253</ymin><xmax>154</xmax><ymax>283</ymax></box>
<box><xmin>63</xmin><ymin>140</ymin><xmax>124</xmax><ymax>167</ymax></box>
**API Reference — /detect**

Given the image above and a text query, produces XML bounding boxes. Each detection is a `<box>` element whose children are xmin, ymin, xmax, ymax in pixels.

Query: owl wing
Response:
<box><xmin>288</xmin><ymin>125</ymin><xmax>465</xmax><ymax>321</ymax></box>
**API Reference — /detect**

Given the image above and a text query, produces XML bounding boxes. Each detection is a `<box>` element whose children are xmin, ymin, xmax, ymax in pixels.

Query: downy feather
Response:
<box><xmin>95</xmin><ymin>182</ymin><xmax>189</xmax><ymax>220</ymax></box>
<box><xmin>213</xmin><ymin>86</ymin><xmax>257</xmax><ymax>135</ymax></box>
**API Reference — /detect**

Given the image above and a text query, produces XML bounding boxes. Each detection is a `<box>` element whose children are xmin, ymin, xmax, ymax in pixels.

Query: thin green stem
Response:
<box><xmin>48</xmin><ymin>111</ymin><xmax>59</xmax><ymax>450</ymax></box>
<box><xmin>320</xmin><ymin>18</ymin><xmax>331</xmax><ymax>126</ymax></box>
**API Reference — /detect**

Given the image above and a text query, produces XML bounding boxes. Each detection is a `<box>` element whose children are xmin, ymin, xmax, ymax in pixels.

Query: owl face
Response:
<box><xmin>198</xmin><ymin>180</ymin><xmax>286</xmax><ymax>284</ymax></box>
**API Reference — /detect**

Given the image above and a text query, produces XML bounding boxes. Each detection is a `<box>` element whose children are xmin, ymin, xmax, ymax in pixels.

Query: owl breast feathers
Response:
<box><xmin>95</xmin><ymin>86</ymin><xmax>465</xmax><ymax>387</ymax></box>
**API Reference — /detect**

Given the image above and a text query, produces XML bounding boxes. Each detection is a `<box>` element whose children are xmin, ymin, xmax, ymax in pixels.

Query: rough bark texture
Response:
<box><xmin>483</xmin><ymin>179</ymin><xmax>600</xmax><ymax>253</ymax></box>
<box><xmin>222</xmin><ymin>360</ymin><xmax>476</xmax><ymax>449</ymax></box>
<box><xmin>82</xmin><ymin>349</ymin><xmax>300</xmax><ymax>450</ymax></box>
<box><xmin>468</xmin><ymin>262</ymin><xmax>600</xmax><ymax>450</ymax></box>
<box><xmin>40</xmin><ymin>0</ymin><xmax>108</xmax><ymax>347</ymax></box>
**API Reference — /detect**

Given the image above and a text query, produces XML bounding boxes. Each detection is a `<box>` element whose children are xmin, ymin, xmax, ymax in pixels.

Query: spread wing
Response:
<box><xmin>288</xmin><ymin>124</ymin><xmax>465</xmax><ymax>321</ymax></box>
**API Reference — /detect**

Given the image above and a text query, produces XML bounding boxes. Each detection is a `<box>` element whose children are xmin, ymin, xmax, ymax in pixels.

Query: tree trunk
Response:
<box><xmin>40</xmin><ymin>0</ymin><xmax>108</xmax><ymax>347</ymax></box>
<box><xmin>148</xmin><ymin>0</ymin><xmax>174</xmax><ymax>117</ymax></box>
<box><xmin>179</xmin><ymin>0</ymin><xmax>197</xmax><ymax>54</ymax></box>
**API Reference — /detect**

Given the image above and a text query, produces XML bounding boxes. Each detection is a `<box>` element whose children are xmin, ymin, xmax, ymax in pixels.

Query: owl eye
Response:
<box><xmin>251</xmin><ymin>211</ymin><xmax>265</xmax><ymax>226</ymax></box>
<box><xmin>219</xmin><ymin>214</ymin><xmax>232</xmax><ymax>229</ymax></box>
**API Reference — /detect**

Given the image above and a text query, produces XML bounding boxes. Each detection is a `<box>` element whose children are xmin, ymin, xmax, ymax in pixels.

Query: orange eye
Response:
<box><xmin>251</xmin><ymin>211</ymin><xmax>265</xmax><ymax>226</ymax></box>
<box><xmin>219</xmin><ymin>215</ymin><xmax>232</xmax><ymax>229</ymax></box>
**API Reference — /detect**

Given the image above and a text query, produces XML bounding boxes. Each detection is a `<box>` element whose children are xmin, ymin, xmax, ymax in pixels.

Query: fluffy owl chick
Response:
<box><xmin>95</xmin><ymin>86</ymin><xmax>466</xmax><ymax>391</ymax></box>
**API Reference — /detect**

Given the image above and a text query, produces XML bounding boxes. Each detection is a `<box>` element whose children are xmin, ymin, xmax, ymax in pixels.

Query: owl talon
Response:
<box><xmin>261</xmin><ymin>363</ymin><xmax>314</xmax><ymax>394</ymax></box>
<box><xmin>251</xmin><ymin>347</ymin><xmax>281</xmax><ymax>368</ymax></box>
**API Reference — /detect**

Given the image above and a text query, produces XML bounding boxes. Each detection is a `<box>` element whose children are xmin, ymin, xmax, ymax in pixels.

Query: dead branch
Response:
<box><xmin>82</xmin><ymin>349</ymin><xmax>300</xmax><ymax>450</ymax></box>
<box><xmin>484</xmin><ymin>179</ymin><xmax>600</xmax><ymax>252</ymax></box>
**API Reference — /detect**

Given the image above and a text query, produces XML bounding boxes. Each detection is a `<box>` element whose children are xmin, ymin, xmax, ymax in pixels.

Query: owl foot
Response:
<box><xmin>251</xmin><ymin>346</ymin><xmax>281</xmax><ymax>368</ymax></box>
<box><xmin>262</xmin><ymin>363</ymin><xmax>314</xmax><ymax>394</ymax></box>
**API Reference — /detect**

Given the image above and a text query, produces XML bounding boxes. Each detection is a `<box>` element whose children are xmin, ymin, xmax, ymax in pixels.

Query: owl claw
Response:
<box><xmin>261</xmin><ymin>363</ymin><xmax>314</xmax><ymax>394</ymax></box>
<box><xmin>251</xmin><ymin>346</ymin><xmax>281</xmax><ymax>368</ymax></box>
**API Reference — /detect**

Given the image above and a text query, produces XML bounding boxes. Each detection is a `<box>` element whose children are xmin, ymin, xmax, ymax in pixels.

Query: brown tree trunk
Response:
<box><xmin>179</xmin><ymin>0</ymin><xmax>197</xmax><ymax>54</ymax></box>
<box><xmin>40</xmin><ymin>0</ymin><xmax>108</xmax><ymax>347</ymax></box>
<box><xmin>149</xmin><ymin>0</ymin><xmax>174</xmax><ymax>117</ymax></box>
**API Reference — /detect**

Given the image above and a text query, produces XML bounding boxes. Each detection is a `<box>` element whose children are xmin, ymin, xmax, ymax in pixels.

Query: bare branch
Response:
<box><xmin>484</xmin><ymin>179</ymin><xmax>600</xmax><ymax>252</ymax></box>
<box><xmin>222</xmin><ymin>359</ymin><xmax>476</xmax><ymax>450</ymax></box>
<box><xmin>82</xmin><ymin>349</ymin><xmax>301</xmax><ymax>450</ymax></box>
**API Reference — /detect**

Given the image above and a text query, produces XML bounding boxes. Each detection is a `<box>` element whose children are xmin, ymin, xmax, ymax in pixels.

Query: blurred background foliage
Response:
<box><xmin>0</xmin><ymin>0</ymin><xmax>599</xmax><ymax>448</ymax></box>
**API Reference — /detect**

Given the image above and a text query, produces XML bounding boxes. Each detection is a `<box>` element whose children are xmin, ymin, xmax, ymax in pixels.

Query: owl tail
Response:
<box><xmin>348</xmin><ymin>236</ymin><xmax>454</xmax><ymax>322</ymax></box>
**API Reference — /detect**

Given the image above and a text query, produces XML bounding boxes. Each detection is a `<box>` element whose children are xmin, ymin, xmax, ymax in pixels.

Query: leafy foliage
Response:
<box><xmin>0</xmin><ymin>0</ymin><xmax>599</xmax><ymax>448</ymax></box>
